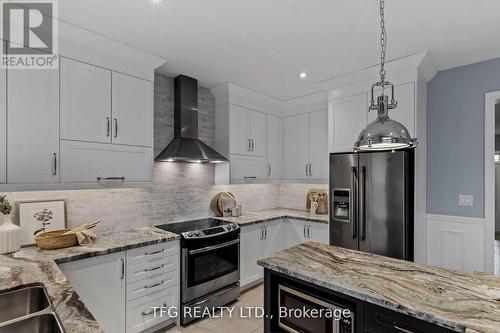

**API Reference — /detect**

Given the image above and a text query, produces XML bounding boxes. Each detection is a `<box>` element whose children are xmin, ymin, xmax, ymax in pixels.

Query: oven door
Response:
<box><xmin>278</xmin><ymin>285</ymin><xmax>354</xmax><ymax>333</ymax></box>
<box><xmin>182</xmin><ymin>232</ymin><xmax>240</xmax><ymax>303</ymax></box>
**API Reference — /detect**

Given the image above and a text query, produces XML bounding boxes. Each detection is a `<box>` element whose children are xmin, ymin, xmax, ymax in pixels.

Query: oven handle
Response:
<box><xmin>188</xmin><ymin>239</ymin><xmax>240</xmax><ymax>255</ymax></box>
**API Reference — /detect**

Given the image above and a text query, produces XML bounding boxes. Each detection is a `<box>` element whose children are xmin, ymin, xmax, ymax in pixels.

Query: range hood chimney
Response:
<box><xmin>156</xmin><ymin>75</ymin><xmax>228</xmax><ymax>163</ymax></box>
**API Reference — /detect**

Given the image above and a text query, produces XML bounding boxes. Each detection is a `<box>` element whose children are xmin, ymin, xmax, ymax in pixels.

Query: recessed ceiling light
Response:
<box><xmin>299</xmin><ymin>72</ymin><xmax>308</xmax><ymax>79</ymax></box>
<box><xmin>151</xmin><ymin>0</ymin><xmax>162</xmax><ymax>4</ymax></box>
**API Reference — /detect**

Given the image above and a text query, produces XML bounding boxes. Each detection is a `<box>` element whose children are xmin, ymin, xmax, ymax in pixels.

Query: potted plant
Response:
<box><xmin>0</xmin><ymin>195</ymin><xmax>20</xmax><ymax>254</ymax></box>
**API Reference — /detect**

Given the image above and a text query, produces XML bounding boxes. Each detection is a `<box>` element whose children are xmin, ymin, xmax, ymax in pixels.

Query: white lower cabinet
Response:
<box><xmin>59</xmin><ymin>252</ymin><xmax>126</xmax><ymax>333</ymax></box>
<box><xmin>284</xmin><ymin>219</ymin><xmax>330</xmax><ymax>248</ymax></box>
<box><xmin>59</xmin><ymin>241</ymin><xmax>180</xmax><ymax>333</ymax></box>
<box><xmin>60</xmin><ymin>140</ymin><xmax>153</xmax><ymax>183</ymax></box>
<box><xmin>240</xmin><ymin>221</ymin><xmax>285</xmax><ymax>288</ymax></box>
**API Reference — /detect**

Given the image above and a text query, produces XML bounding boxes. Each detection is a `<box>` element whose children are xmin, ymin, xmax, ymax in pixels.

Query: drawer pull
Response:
<box><xmin>145</xmin><ymin>281</ymin><xmax>164</xmax><ymax>289</ymax></box>
<box><xmin>394</xmin><ymin>326</ymin><xmax>414</xmax><ymax>333</ymax></box>
<box><xmin>144</xmin><ymin>264</ymin><xmax>164</xmax><ymax>272</ymax></box>
<box><xmin>145</xmin><ymin>248</ymin><xmax>165</xmax><ymax>256</ymax></box>
<box><xmin>142</xmin><ymin>303</ymin><xmax>167</xmax><ymax>316</ymax></box>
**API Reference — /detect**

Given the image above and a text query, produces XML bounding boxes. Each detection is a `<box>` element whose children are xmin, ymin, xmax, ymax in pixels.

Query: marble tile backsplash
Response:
<box><xmin>278</xmin><ymin>183</ymin><xmax>328</xmax><ymax>210</ymax></box>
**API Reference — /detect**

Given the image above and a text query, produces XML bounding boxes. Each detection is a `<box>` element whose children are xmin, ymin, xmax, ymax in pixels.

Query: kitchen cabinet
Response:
<box><xmin>60</xmin><ymin>57</ymin><xmax>112</xmax><ymax>143</ymax></box>
<box><xmin>59</xmin><ymin>251</ymin><xmax>126</xmax><ymax>333</ymax></box>
<box><xmin>229</xmin><ymin>105</ymin><xmax>267</xmax><ymax>157</ymax></box>
<box><xmin>240</xmin><ymin>221</ymin><xmax>285</xmax><ymax>288</ymax></box>
<box><xmin>284</xmin><ymin>111</ymin><xmax>328</xmax><ymax>181</ymax></box>
<box><xmin>284</xmin><ymin>219</ymin><xmax>329</xmax><ymax>248</ymax></box>
<box><xmin>7</xmin><ymin>67</ymin><xmax>59</xmax><ymax>184</ymax></box>
<box><xmin>266</xmin><ymin>115</ymin><xmax>283</xmax><ymax>180</ymax></box>
<box><xmin>0</xmin><ymin>67</ymin><xmax>5</xmax><ymax>184</ymax></box>
<box><xmin>283</xmin><ymin>113</ymin><xmax>309</xmax><ymax>180</ymax></box>
<box><xmin>249</xmin><ymin>110</ymin><xmax>267</xmax><ymax>157</ymax></box>
<box><xmin>60</xmin><ymin>140</ymin><xmax>153</xmax><ymax>183</ymax></box>
<box><xmin>229</xmin><ymin>154</ymin><xmax>267</xmax><ymax>182</ymax></box>
<box><xmin>308</xmin><ymin>222</ymin><xmax>329</xmax><ymax>244</ymax></box>
<box><xmin>330</xmin><ymin>92</ymin><xmax>368</xmax><ymax>153</ymax></box>
<box><xmin>112</xmin><ymin>72</ymin><xmax>153</xmax><ymax>147</ymax></box>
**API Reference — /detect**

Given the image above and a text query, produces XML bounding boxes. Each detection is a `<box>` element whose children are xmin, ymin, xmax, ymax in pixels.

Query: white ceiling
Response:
<box><xmin>59</xmin><ymin>0</ymin><xmax>500</xmax><ymax>100</ymax></box>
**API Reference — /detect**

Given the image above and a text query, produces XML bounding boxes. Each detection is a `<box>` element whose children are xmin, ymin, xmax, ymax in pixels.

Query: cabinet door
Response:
<box><xmin>230</xmin><ymin>154</ymin><xmax>267</xmax><ymax>182</ymax></box>
<box><xmin>249</xmin><ymin>110</ymin><xmax>267</xmax><ymax>157</ymax></box>
<box><xmin>0</xmin><ymin>67</ymin><xmax>5</xmax><ymax>184</ymax></box>
<box><xmin>263</xmin><ymin>221</ymin><xmax>285</xmax><ymax>257</ymax></box>
<box><xmin>369</xmin><ymin>82</ymin><xmax>415</xmax><ymax>137</ymax></box>
<box><xmin>60</xmin><ymin>140</ymin><xmax>153</xmax><ymax>183</ymax></box>
<box><xmin>60</xmin><ymin>58</ymin><xmax>112</xmax><ymax>143</ymax></box>
<box><xmin>59</xmin><ymin>252</ymin><xmax>126</xmax><ymax>333</ymax></box>
<box><xmin>308</xmin><ymin>223</ymin><xmax>329</xmax><ymax>244</ymax></box>
<box><xmin>229</xmin><ymin>105</ymin><xmax>250</xmax><ymax>155</ymax></box>
<box><xmin>267</xmin><ymin>115</ymin><xmax>283</xmax><ymax>180</ymax></box>
<box><xmin>284</xmin><ymin>219</ymin><xmax>307</xmax><ymax>248</ymax></box>
<box><xmin>240</xmin><ymin>224</ymin><xmax>264</xmax><ymax>287</ymax></box>
<box><xmin>7</xmin><ymin>68</ymin><xmax>59</xmax><ymax>183</ymax></box>
<box><xmin>283</xmin><ymin>114</ymin><xmax>309</xmax><ymax>180</ymax></box>
<box><xmin>331</xmin><ymin>93</ymin><xmax>368</xmax><ymax>153</ymax></box>
<box><xmin>111</xmin><ymin>72</ymin><xmax>153</xmax><ymax>147</ymax></box>
<box><xmin>309</xmin><ymin>110</ymin><xmax>329</xmax><ymax>181</ymax></box>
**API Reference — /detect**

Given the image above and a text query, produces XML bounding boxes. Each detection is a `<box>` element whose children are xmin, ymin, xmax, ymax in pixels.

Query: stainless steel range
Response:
<box><xmin>155</xmin><ymin>218</ymin><xmax>240</xmax><ymax>325</ymax></box>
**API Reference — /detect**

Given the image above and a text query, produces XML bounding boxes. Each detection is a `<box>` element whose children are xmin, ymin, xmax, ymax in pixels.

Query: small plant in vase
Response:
<box><xmin>0</xmin><ymin>195</ymin><xmax>20</xmax><ymax>254</ymax></box>
<box><xmin>34</xmin><ymin>209</ymin><xmax>54</xmax><ymax>236</ymax></box>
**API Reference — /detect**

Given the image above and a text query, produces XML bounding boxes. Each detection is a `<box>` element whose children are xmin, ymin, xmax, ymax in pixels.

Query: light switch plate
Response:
<box><xmin>458</xmin><ymin>194</ymin><xmax>474</xmax><ymax>207</ymax></box>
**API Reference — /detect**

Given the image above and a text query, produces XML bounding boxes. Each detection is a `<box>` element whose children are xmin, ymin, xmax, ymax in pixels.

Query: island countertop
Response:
<box><xmin>257</xmin><ymin>242</ymin><xmax>500</xmax><ymax>333</ymax></box>
<box><xmin>0</xmin><ymin>227</ymin><xmax>180</xmax><ymax>333</ymax></box>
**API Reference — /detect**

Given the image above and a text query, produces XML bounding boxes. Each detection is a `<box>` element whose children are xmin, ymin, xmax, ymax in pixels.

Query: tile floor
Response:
<box><xmin>160</xmin><ymin>284</ymin><xmax>264</xmax><ymax>333</ymax></box>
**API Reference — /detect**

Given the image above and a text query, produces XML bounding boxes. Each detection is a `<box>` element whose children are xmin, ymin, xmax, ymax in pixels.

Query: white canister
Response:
<box><xmin>310</xmin><ymin>201</ymin><xmax>319</xmax><ymax>215</ymax></box>
<box><xmin>0</xmin><ymin>214</ymin><xmax>21</xmax><ymax>254</ymax></box>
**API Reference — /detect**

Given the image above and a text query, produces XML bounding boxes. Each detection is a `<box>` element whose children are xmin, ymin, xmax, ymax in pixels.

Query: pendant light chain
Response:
<box><xmin>379</xmin><ymin>0</ymin><xmax>387</xmax><ymax>85</ymax></box>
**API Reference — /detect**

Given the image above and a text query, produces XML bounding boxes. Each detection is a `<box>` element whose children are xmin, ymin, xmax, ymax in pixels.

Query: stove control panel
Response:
<box><xmin>182</xmin><ymin>223</ymin><xmax>239</xmax><ymax>238</ymax></box>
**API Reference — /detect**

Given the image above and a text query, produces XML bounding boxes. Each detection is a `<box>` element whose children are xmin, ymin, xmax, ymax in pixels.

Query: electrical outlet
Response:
<box><xmin>458</xmin><ymin>194</ymin><xmax>474</xmax><ymax>207</ymax></box>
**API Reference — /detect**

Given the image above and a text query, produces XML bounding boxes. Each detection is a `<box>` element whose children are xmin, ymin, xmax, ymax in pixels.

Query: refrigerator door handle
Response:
<box><xmin>360</xmin><ymin>166</ymin><xmax>367</xmax><ymax>241</ymax></box>
<box><xmin>350</xmin><ymin>166</ymin><xmax>357</xmax><ymax>239</ymax></box>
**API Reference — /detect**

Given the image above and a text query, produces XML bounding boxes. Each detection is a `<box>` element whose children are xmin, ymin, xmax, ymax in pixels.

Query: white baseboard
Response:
<box><xmin>426</xmin><ymin>214</ymin><xmax>485</xmax><ymax>274</ymax></box>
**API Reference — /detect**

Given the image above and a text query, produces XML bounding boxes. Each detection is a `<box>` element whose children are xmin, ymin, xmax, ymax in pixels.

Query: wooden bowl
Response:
<box><xmin>35</xmin><ymin>229</ymin><xmax>78</xmax><ymax>250</ymax></box>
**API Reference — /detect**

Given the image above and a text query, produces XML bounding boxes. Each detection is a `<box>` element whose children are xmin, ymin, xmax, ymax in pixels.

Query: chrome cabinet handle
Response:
<box><xmin>120</xmin><ymin>258</ymin><xmax>125</xmax><ymax>280</ymax></box>
<box><xmin>145</xmin><ymin>248</ymin><xmax>164</xmax><ymax>256</ymax></box>
<box><xmin>264</xmin><ymin>226</ymin><xmax>267</xmax><ymax>239</ymax></box>
<box><xmin>97</xmin><ymin>176</ymin><xmax>126</xmax><ymax>182</ymax></box>
<box><xmin>52</xmin><ymin>153</ymin><xmax>57</xmax><ymax>176</ymax></box>
<box><xmin>144</xmin><ymin>264</ymin><xmax>164</xmax><ymax>272</ymax></box>
<box><xmin>267</xmin><ymin>164</ymin><xmax>271</xmax><ymax>176</ymax></box>
<box><xmin>260</xmin><ymin>227</ymin><xmax>264</xmax><ymax>240</ymax></box>
<box><xmin>248</xmin><ymin>139</ymin><xmax>251</xmax><ymax>151</ymax></box>
<box><xmin>303</xmin><ymin>225</ymin><xmax>307</xmax><ymax>238</ymax></box>
<box><xmin>305</xmin><ymin>164</ymin><xmax>309</xmax><ymax>176</ymax></box>
<box><xmin>309</xmin><ymin>164</ymin><xmax>312</xmax><ymax>176</ymax></box>
<box><xmin>114</xmin><ymin>118</ymin><xmax>118</xmax><ymax>138</ymax></box>
<box><xmin>106</xmin><ymin>117</ymin><xmax>110</xmax><ymax>137</ymax></box>
<box><xmin>307</xmin><ymin>225</ymin><xmax>311</xmax><ymax>238</ymax></box>
<box><xmin>251</xmin><ymin>139</ymin><xmax>254</xmax><ymax>151</ymax></box>
<box><xmin>142</xmin><ymin>303</ymin><xmax>166</xmax><ymax>316</ymax></box>
<box><xmin>145</xmin><ymin>280</ymin><xmax>164</xmax><ymax>289</ymax></box>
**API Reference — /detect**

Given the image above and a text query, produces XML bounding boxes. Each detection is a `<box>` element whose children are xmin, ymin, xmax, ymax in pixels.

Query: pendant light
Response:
<box><xmin>354</xmin><ymin>0</ymin><xmax>417</xmax><ymax>152</ymax></box>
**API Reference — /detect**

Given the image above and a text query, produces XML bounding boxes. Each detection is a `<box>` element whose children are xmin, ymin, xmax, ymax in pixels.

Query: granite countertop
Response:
<box><xmin>214</xmin><ymin>208</ymin><xmax>329</xmax><ymax>226</ymax></box>
<box><xmin>0</xmin><ymin>227</ymin><xmax>180</xmax><ymax>333</ymax></box>
<box><xmin>258</xmin><ymin>242</ymin><xmax>500</xmax><ymax>333</ymax></box>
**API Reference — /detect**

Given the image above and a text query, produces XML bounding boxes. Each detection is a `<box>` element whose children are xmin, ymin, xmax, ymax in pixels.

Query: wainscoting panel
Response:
<box><xmin>427</xmin><ymin>214</ymin><xmax>485</xmax><ymax>274</ymax></box>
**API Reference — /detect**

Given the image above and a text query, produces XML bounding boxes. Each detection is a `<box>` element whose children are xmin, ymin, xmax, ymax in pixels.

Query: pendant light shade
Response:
<box><xmin>354</xmin><ymin>0</ymin><xmax>417</xmax><ymax>152</ymax></box>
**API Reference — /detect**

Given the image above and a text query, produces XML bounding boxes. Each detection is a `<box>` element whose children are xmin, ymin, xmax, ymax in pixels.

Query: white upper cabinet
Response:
<box><xmin>249</xmin><ymin>110</ymin><xmax>267</xmax><ymax>157</ymax></box>
<box><xmin>229</xmin><ymin>105</ymin><xmax>250</xmax><ymax>155</ymax></box>
<box><xmin>329</xmin><ymin>92</ymin><xmax>368</xmax><ymax>153</ymax></box>
<box><xmin>309</xmin><ymin>110</ymin><xmax>328</xmax><ymax>181</ymax></box>
<box><xmin>284</xmin><ymin>113</ymin><xmax>309</xmax><ymax>180</ymax></box>
<box><xmin>229</xmin><ymin>154</ymin><xmax>267</xmax><ymax>181</ymax></box>
<box><xmin>0</xmin><ymin>67</ymin><xmax>5</xmax><ymax>184</ymax></box>
<box><xmin>112</xmin><ymin>72</ymin><xmax>153</xmax><ymax>147</ymax></box>
<box><xmin>60</xmin><ymin>58</ymin><xmax>112</xmax><ymax>143</ymax></box>
<box><xmin>368</xmin><ymin>82</ymin><xmax>415</xmax><ymax>137</ymax></box>
<box><xmin>7</xmin><ymin>68</ymin><xmax>59</xmax><ymax>184</ymax></box>
<box><xmin>266</xmin><ymin>115</ymin><xmax>283</xmax><ymax>180</ymax></box>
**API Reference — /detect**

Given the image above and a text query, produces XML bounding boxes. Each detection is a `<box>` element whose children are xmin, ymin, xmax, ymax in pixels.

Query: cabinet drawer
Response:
<box><xmin>127</xmin><ymin>271</ymin><xmax>179</xmax><ymax>302</ymax></box>
<box><xmin>364</xmin><ymin>303</ymin><xmax>455</xmax><ymax>333</ymax></box>
<box><xmin>126</xmin><ymin>286</ymin><xmax>179</xmax><ymax>333</ymax></box>
<box><xmin>127</xmin><ymin>255</ymin><xmax>179</xmax><ymax>284</ymax></box>
<box><xmin>127</xmin><ymin>241</ymin><xmax>179</xmax><ymax>266</ymax></box>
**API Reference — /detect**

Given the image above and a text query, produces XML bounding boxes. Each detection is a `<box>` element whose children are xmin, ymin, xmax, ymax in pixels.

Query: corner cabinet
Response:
<box><xmin>283</xmin><ymin>110</ymin><xmax>328</xmax><ymax>182</ymax></box>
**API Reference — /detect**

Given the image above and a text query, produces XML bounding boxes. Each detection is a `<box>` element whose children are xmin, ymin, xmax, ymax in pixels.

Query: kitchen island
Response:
<box><xmin>258</xmin><ymin>242</ymin><xmax>500</xmax><ymax>333</ymax></box>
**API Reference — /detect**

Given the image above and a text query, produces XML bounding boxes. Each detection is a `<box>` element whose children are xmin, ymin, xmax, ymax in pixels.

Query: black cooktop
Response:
<box><xmin>155</xmin><ymin>218</ymin><xmax>229</xmax><ymax>234</ymax></box>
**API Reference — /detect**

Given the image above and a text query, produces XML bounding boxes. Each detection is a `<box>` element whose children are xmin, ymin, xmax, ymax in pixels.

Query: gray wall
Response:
<box><xmin>427</xmin><ymin>57</ymin><xmax>500</xmax><ymax>218</ymax></box>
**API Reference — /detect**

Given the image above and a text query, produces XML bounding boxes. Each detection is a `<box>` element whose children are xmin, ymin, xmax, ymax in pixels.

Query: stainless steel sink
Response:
<box><xmin>0</xmin><ymin>313</ymin><xmax>64</xmax><ymax>333</ymax></box>
<box><xmin>0</xmin><ymin>285</ymin><xmax>51</xmax><ymax>323</ymax></box>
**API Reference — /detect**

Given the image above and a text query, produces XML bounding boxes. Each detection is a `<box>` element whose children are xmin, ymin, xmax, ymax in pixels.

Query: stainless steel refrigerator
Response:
<box><xmin>329</xmin><ymin>150</ymin><xmax>414</xmax><ymax>261</ymax></box>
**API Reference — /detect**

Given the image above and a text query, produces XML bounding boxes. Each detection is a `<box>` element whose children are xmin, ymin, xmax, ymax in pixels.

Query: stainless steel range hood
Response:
<box><xmin>156</xmin><ymin>75</ymin><xmax>228</xmax><ymax>163</ymax></box>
